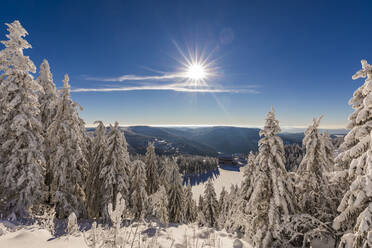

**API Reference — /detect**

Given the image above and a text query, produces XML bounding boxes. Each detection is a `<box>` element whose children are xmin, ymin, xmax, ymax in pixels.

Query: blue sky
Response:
<box><xmin>1</xmin><ymin>0</ymin><xmax>372</xmax><ymax>128</ymax></box>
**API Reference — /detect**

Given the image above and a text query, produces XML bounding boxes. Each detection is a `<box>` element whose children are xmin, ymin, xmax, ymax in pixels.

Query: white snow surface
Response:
<box><xmin>191</xmin><ymin>165</ymin><xmax>245</xmax><ymax>201</ymax></box>
<box><xmin>0</xmin><ymin>221</ymin><xmax>251</xmax><ymax>248</ymax></box>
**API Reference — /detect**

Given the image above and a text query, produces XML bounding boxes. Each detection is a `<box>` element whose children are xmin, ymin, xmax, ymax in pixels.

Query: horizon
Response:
<box><xmin>2</xmin><ymin>0</ymin><xmax>372</xmax><ymax>128</ymax></box>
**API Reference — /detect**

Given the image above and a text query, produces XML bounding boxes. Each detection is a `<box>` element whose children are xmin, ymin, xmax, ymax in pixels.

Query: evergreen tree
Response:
<box><xmin>244</xmin><ymin>108</ymin><xmax>296</xmax><ymax>248</ymax></box>
<box><xmin>47</xmin><ymin>74</ymin><xmax>87</xmax><ymax>218</ymax></box>
<box><xmin>150</xmin><ymin>185</ymin><xmax>169</xmax><ymax>227</ymax></box>
<box><xmin>183</xmin><ymin>182</ymin><xmax>197</xmax><ymax>223</ymax></box>
<box><xmin>0</xmin><ymin>20</ymin><xmax>45</xmax><ymax>217</ymax></box>
<box><xmin>36</xmin><ymin>59</ymin><xmax>59</xmax><ymax>204</ymax></box>
<box><xmin>145</xmin><ymin>142</ymin><xmax>159</xmax><ymax>195</ymax></box>
<box><xmin>203</xmin><ymin>179</ymin><xmax>219</xmax><ymax>228</ymax></box>
<box><xmin>241</xmin><ymin>151</ymin><xmax>256</xmax><ymax>195</ymax></box>
<box><xmin>333</xmin><ymin>60</ymin><xmax>372</xmax><ymax>247</ymax></box>
<box><xmin>167</xmin><ymin>159</ymin><xmax>184</xmax><ymax>223</ymax></box>
<box><xmin>86</xmin><ymin>121</ymin><xmax>106</xmax><ymax>218</ymax></box>
<box><xmin>198</xmin><ymin>194</ymin><xmax>204</xmax><ymax>212</ymax></box>
<box><xmin>296</xmin><ymin>116</ymin><xmax>337</xmax><ymax>222</ymax></box>
<box><xmin>99</xmin><ymin>122</ymin><xmax>130</xmax><ymax>221</ymax></box>
<box><xmin>322</xmin><ymin>130</ymin><xmax>335</xmax><ymax>169</ymax></box>
<box><xmin>130</xmin><ymin>160</ymin><xmax>148</xmax><ymax>220</ymax></box>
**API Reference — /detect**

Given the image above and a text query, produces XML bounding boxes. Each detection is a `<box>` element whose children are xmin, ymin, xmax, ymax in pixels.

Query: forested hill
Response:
<box><xmin>87</xmin><ymin>126</ymin><xmax>347</xmax><ymax>156</ymax></box>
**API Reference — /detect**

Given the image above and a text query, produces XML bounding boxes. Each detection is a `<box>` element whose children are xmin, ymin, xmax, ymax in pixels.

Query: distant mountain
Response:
<box><xmin>87</xmin><ymin>126</ymin><xmax>346</xmax><ymax>156</ymax></box>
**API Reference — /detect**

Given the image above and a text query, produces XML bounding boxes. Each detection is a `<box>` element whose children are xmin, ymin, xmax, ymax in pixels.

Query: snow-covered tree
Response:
<box><xmin>183</xmin><ymin>182</ymin><xmax>197</xmax><ymax>223</ymax></box>
<box><xmin>67</xmin><ymin>212</ymin><xmax>78</xmax><ymax>235</ymax></box>
<box><xmin>217</xmin><ymin>187</ymin><xmax>228</xmax><ymax>228</ymax></box>
<box><xmin>202</xmin><ymin>179</ymin><xmax>219</xmax><ymax>228</ymax></box>
<box><xmin>296</xmin><ymin>116</ymin><xmax>337</xmax><ymax>222</ymax></box>
<box><xmin>130</xmin><ymin>160</ymin><xmax>148</xmax><ymax>220</ymax></box>
<box><xmin>150</xmin><ymin>185</ymin><xmax>169</xmax><ymax>227</ymax></box>
<box><xmin>36</xmin><ymin>59</ymin><xmax>59</xmax><ymax>204</ymax></box>
<box><xmin>167</xmin><ymin>159</ymin><xmax>184</xmax><ymax>223</ymax></box>
<box><xmin>333</xmin><ymin>60</ymin><xmax>372</xmax><ymax>247</ymax></box>
<box><xmin>244</xmin><ymin>108</ymin><xmax>296</xmax><ymax>248</ymax></box>
<box><xmin>108</xmin><ymin>192</ymin><xmax>126</xmax><ymax>246</ymax></box>
<box><xmin>322</xmin><ymin>131</ymin><xmax>335</xmax><ymax>168</ymax></box>
<box><xmin>99</xmin><ymin>122</ymin><xmax>130</xmax><ymax>221</ymax></box>
<box><xmin>0</xmin><ymin>20</ymin><xmax>45</xmax><ymax>217</ymax></box>
<box><xmin>145</xmin><ymin>142</ymin><xmax>159</xmax><ymax>195</ymax></box>
<box><xmin>241</xmin><ymin>151</ymin><xmax>256</xmax><ymax>195</ymax></box>
<box><xmin>86</xmin><ymin>121</ymin><xmax>106</xmax><ymax>219</ymax></box>
<box><xmin>47</xmin><ymin>74</ymin><xmax>87</xmax><ymax>218</ymax></box>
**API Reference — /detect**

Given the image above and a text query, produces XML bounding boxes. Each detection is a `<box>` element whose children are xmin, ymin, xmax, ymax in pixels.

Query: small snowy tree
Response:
<box><xmin>129</xmin><ymin>160</ymin><xmax>148</xmax><ymax>220</ymax></box>
<box><xmin>145</xmin><ymin>142</ymin><xmax>159</xmax><ymax>195</ymax></box>
<box><xmin>202</xmin><ymin>179</ymin><xmax>219</xmax><ymax>228</ymax></box>
<box><xmin>241</xmin><ymin>151</ymin><xmax>256</xmax><ymax>196</ymax></box>
<box><xmin>47</xmin><ymin>74</ymin><xmax>87</xmax><ymax>218</ymax></box>
<box><xmin>333</xmin><ymin>60</ymin><xmax>372</xmax><ymax>247</ymax></box>
<box><xmin>99</xmin><ymin>122</ymin><xmax>130</xmax><ymax>221</ymax></box>
<box><xmin>108</xmin><ymin>193</ymin><xmax>126</xmax><ymax>246</ymax></box>
<box><xmin>67</xmin><ymin>212</ymin><xmax>78</xmax><ymax>235</ymax></box>
<box><xmin>183</xmin><ymin>182</ymin><xmax>197</xmax><ymax>223</ymax></box>
<box><xmin>150</xmin><ymin>185</ymin><xmax>169</xmax><ymax>227</ymax></box>
<box><xmin>244</xmin><ymin>108</ymin><xmax>296</xmax><ymax>248</ymax></box>
<box><xmin>0</xmin><ymin>20</ymin><xmax>45</xmax><ymax>217</ymax></box>
<box><xmin>167</xmin><ymin>159</ymin><xmax>184</xmax><ymax>223</ymax></box>
<box><xmin>86</xmin><ymin>121</ymin><xmax>107</xmax><ymax>219</ymax></box>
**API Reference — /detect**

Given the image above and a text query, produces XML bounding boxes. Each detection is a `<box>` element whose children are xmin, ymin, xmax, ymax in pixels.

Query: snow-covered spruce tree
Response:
<box><xmin>322</xmin><ymin>131</ymin><xmax>335</xmax><ymax>168</ymax></box>
<box><xmin>130</xmin><ymin>160</ymin><xmax>148</xmax><ymax>220</ymax></box>
<box><xmin>333</xmin><ymin>60</ymin><xmax>372</xmax><ymax>247</ymax></box>
<box><xmin>183</xmin><ymin>182</ymin><xmax>197</xmax><ymax>223</ymax></box>
<box><xmin>296</xmin><ymin>116</ymin><xmax>337</xmax><ymax>222</ymax></box>
<box><xmin>145</xmin><ymin>142</ymin><xmax>159</xmax><ymax>195</ymax></box>
<box><xmin>217</xmin><ymin>186</ymin><xmax>228</xmax><ymax>228</ymax></box>
<box><xmin>0</xmin><ymin>20</ymin><xmax>45</xmax><ymax>217</ymax></box>
<box><xmin>99</xmin><ymin>122</ymin><xmax>130</xmax><ymax>221</ymax></box>
<box><xmin>47</xmin><ymin>74</ymin><xmax>87</xmax><ymax>218</ymax></box>
<box><xmin>202</xmin><ymin>179</ymin><xmax>219</xmax><ymax>228</ymax></box>
<box><xmin>86</xmin><ymin>121</ymin><xmax>106</xmax><ymax>219</ymax></box>
<box><xmin>241</xmin><ymin>151</ymin><xmax>256</xmax><ymax>196</ymax></box>
<box><xmin>244</xmin><ymin>108</ymin><xmax>296</xmax><ymax>248</ymax></box>
<box><xmin>167</xmin><ymin>159</ymin><xmax>184</xmax><ymax>223</ymax></box>
<box><xmin>150</xmin><ymin>185</ymin><xmax>169</xmax><ymax>227</ymax></box>
<box><xmin>36</xmin><ymin>59</ymin><xmax>59</xmax><ymax>204</ymax></box>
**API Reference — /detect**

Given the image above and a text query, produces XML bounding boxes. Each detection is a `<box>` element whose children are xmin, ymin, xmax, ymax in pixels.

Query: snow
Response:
<box><xmin>0</xmin><ymin>221</ymin><xmax>251</xmax><ymax>248</ymax></box>
<box><xmin>191</xmin><ymin>165</ymin><xmax>245</xmax><ymax>201</ymax></box>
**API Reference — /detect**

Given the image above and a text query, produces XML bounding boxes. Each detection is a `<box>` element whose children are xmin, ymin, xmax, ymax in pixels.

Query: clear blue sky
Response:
<box><xmin>1</xmin><ymin>0</ymin><xmax>371</xmax><ymax>128</ymax></box>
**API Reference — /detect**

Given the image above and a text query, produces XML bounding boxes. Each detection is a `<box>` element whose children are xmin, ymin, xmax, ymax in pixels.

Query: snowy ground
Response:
<box><xmin>191</xmin><ymin>165</ymin><xmax>245</xmax><ymax>201</ymax></box>
<box><xmin>0</xmin><ymin>220</ymin><xmax>251</xmax><ymax>248</ymax></box>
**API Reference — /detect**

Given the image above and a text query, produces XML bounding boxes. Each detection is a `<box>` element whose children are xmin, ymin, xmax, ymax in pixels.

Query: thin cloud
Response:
<box><xmin>85</xmin><ymin>73</ymin><xmax>184</xmax><ymax>82</ymax></box>
<box><xmin>72</xmin><ymin>83</ymin><xmax>258</xmax><ymax>94</ymax></box>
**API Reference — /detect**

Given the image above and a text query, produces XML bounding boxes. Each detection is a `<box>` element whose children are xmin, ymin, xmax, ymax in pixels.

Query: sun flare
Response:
<box><xmin>186</xmin><ymin>63</ymin><xmax>207</xmax><ymax>81</ymax></box>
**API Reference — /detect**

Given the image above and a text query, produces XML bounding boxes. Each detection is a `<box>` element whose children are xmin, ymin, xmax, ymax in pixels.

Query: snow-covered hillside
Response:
<box><xmin>191</xmin><ymin>165</ymin><xmax>245</xmax><ymax>201</ymax></box>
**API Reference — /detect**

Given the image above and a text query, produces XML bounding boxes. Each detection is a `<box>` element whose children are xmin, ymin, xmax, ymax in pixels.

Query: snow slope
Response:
<box><xmin>0</xmin><ymin>222</ymin><xmax>251</xmax><ymax>248</ymax></box>
<box><xmin>191</xmin><ymin>165</ymin><xmax>245</xmax><ymax>201</ymax></box>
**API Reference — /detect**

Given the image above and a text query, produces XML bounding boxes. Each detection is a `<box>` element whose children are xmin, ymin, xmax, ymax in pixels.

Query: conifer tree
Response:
<box><xmin>296</xmin><ymin>116</ymin><xmax>337</xmax><ymax>222</ymax></box>
<box><xmin>130</xmin><ymin>160</ymin><xmax>148</xmax><ymax>220</ymax></box>
<box><xmin>244</xmin><ymin>108</ymin><xmax>295</xmax><ymax>248</ymax></box>
<box><xmin>0</xmin><ymin>20</ymin><xmax>45</xmax><ymax>217</ymax></box>
<box><xmin>99</xmin><ymin>122</ymin><xmax>130</xmax><ymax>221</ymax></box>
<box><xmin>167</xmin><ymin>159</ymin><xmax>184</xmax><ymax>223</ymax></box>
<box><xmin>36</xmin><ymin>59</ymin><xmax>59</xmax><ymax>203</ymax></box>
<box><xmin>203</xmin><ymin>179</ymin><xmax>219</xmax><ymax>228</ymax></box>
<box><xmin>47</xmin><ymin>74</ymin><xmax>87</xmax><ymax>218</ymax></box>
<box><xmin>333</xmin><ymin>60</ymin><xmax>372</xmax><ymax>247</ymax></box>
<box><xmin>145</xmin><ymin>142</ymin><xmax>159</xmax><ymax>195</ymax></box>
<box><xmin>241</xmin><ymin>151</ymin><xmax>256</xmax><ymax>196</ymax></box>
<box><xmin>86</xmin><ymin>121</ymin><xmax>106</xmax><ymax>218</ymax></box>
<box><xmin>150</xmin><ymin>185</ymin><xmax>169</xmax><ymax>227</ymax></box>
<box><xmin>183</xmin><ymin>182</ymin><xmax>197</xmax><ymax>223</ymax></box>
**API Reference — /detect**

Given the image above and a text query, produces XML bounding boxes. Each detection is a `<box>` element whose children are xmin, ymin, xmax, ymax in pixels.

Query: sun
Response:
<box><xmin>186</xmin><ymin>63</ymin><xmax>207</xmax><ymax>81</ymax></box>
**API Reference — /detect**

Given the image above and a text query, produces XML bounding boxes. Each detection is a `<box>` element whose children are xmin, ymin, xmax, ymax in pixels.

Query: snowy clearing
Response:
<box><xmin>191</xmin><ymin>165</ymin><xmax>245</xmax><ymax>201</ymax></box>
<box><xmin>0</xmin><ymin>221</ymin><xmax>251</xmax><ymax>248</ymax></box>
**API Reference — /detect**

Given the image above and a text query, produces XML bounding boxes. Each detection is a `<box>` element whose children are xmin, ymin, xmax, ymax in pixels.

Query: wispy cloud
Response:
<box><xmin>78</xmin><ymin>72</ymin><xmax>259</xmax><ymax>94</ymax></box>
<box><xmin>85</xmin><ymin>73</ymin><xmax>184</xmax><ymax>82</ymax></box>
<box><xmin>72</xmin><ymin>83</ymin><xmax>258</xmax><ymax>94</ymax></box>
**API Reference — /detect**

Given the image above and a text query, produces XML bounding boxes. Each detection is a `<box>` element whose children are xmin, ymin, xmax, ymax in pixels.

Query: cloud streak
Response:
<box><xmin>72</xmin><ymin>83</ymin><xmax>258</xmax><ymax>94</ymax></box>
<box><xmin>85</xmin><ymin>73</ymin><xmax>184</xmax><ymax>82</ymax></box>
